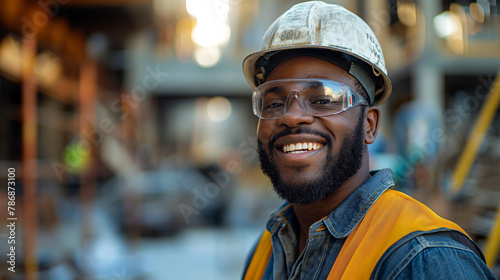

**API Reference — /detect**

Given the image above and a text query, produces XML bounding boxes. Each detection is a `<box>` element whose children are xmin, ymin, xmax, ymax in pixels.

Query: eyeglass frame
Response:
<box><xmin>252</xmin><ymin>78</ymin><xmax>369</xmax><ymax>120</ymax></box>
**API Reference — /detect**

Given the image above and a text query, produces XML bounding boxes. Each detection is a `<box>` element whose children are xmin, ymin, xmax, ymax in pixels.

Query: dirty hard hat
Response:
<box><xmin>242</xmin><ymin>1</ymin><xmax>392</xmax><ymax>105</ymax></box>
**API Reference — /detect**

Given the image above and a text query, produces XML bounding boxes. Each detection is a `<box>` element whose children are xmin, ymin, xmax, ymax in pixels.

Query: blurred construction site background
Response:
<box><xmin>0</xmin><ymin>0</ymin><xmax>499</xmax><ymax>279</ymax></box>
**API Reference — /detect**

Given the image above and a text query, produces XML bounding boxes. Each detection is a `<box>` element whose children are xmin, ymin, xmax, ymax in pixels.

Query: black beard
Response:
<box><xmin>257</xmin><ymin>110</ymin><xmax>366</xmax><ymax>205</ymax></box>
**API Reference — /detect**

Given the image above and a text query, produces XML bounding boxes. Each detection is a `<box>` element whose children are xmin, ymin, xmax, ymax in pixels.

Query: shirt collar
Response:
<box><xmin>265</xmin><ymin>168</ymin><xmax>395</xmax><ymax>238</ymax></box>
<box><xmin>266</xmin><ymin>201</ymin><xmax>296</xmax><ymax>234</ymax></box>
<box><xmin>323</xmin><ymin>168</ymin><xmax>394</xmax><ymax>238</ymax></box>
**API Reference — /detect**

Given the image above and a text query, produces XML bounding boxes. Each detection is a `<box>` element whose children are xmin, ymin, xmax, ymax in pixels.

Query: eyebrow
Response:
<box><xmin>297</xmin><ymin>81</ymin><xmax>325</xmax><ymax>93</ymax></box>
<box><xmin>304</xmin><ymin>81</ymin><xmax>323</xmax><ymax>89</ymax></box>
<box><xmin>263</xmin><ymin>86</ymin><xmax>286</xmax><ymax>95</ymax></box>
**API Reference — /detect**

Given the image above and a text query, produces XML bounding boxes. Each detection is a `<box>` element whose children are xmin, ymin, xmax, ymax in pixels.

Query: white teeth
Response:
<box><xmin>282</xmin><ymin>142</ymin><xmax>324</xmax><ymax>153</ymax></box>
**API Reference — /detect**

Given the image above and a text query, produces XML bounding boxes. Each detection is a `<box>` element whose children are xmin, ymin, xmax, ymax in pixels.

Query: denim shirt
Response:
<box><xmin>242</xmin><ymin>168</ymin><xmax>497</xmax><ymax>280</ymax></box>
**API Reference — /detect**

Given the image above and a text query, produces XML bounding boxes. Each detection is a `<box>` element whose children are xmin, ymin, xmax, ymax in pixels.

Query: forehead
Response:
<box><xmin>265</xmin><ymin>56</ymin><xmax>358</xmax><ymax>91</ymax></box>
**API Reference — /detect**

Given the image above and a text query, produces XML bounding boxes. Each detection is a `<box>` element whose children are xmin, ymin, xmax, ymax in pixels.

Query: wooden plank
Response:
<box><xmin>22</xmin><ymin>35</ymin><xmax>39</xmax><ymax>280</ymax></box>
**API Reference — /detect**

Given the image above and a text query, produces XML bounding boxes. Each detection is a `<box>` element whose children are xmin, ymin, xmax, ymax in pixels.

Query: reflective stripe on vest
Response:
<box><xmin>243</xmin><ymin>190</ymin><xmax>468</xmax><ymax>280</ymax></box>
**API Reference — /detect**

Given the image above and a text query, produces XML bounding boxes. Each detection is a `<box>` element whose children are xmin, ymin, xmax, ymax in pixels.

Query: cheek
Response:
<box><xmin>257</xmin><ymin>120</ymin><xmax>275</xmax><ymax>143</ymax></box>
<box><xmin>320</xmin><ymin>119</ymin><xmax>350</xmax><ymax>139</ymax></box>
<box><xmin>320</xmin><ymin>112</ymin><xmax>361</xmax><ymax>141</ymax></box>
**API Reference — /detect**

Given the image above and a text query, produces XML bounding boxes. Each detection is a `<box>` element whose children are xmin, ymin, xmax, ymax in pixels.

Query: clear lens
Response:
<box><xmin>252</xmin><ymin>79</ymin><xmax>368</xmax><ymax>119</ymax></box>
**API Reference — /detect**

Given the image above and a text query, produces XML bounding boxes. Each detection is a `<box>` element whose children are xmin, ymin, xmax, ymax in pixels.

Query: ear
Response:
<box><xmin>364</xmin><ymin>107</ymin><xmax>380</xmax><ymax>144</ymax></box>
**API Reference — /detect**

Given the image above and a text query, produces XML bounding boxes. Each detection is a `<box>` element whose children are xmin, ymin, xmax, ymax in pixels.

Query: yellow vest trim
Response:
<box><xmin>243</xmin><ymin>190</ymin><xmax>468</xmax><ymax>280</ymax></box>
<box><xmin>327</xmin><ymin>190</ymin><xmax>467</xmax><ymax>279</ymax></box>
<box><xmin>244</xmin><ymin>230</ymin><xmax>273</xmax><ymax>280</ymax></box>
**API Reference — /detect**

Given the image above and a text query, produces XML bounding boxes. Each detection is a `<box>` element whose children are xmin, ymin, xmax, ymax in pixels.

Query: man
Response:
<box><xmin>240</xmin><ymin>1</ymin><xmax>497</xmax><ymax>279</ymax></box>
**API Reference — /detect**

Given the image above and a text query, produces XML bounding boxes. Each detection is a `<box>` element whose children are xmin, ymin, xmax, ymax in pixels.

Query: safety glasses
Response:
<box><xmin>252</xmin><ymin>79</ymin><xmax>368</xmax><ymax>120</ymax></box>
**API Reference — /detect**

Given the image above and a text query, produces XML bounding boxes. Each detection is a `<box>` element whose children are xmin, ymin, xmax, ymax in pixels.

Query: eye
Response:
<box><xmin>313</xmin><ymin>99</ymin><xmax>331</xmax><ymax>105</ymax></box>
<box><xmin>261</xmin><ymin>90</ymin><xmax>285</xmax><ymax>111</ymax></box>
<box><xmin>264</xmin><ymin>101</ymin><xmax>284</xmax><ymax>109</ymax></box>
<box><xmin>311</xmin><ymin>95</ymin><xmax>340</xmax><ymax>104</ymax></box>
<box><xmin>309</xmin><ymin>95</ymin><xmax>342</xmax><ymax>111</ymax></box>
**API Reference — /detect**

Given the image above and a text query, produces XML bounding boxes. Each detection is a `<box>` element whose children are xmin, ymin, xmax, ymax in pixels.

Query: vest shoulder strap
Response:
<box><xmin>243</xmin><ymin>190</ymin><xmax>468</xmax><ymax>280</ymax></box>
<box><xmin>327</xmin><ymin>189</ymin><xmax>467</xmax><ymax>279</ymax></box>
<box><xmin>244</xmin><ymin>230</ymin><xmax>273</xmax><ymax>280</ymax></box>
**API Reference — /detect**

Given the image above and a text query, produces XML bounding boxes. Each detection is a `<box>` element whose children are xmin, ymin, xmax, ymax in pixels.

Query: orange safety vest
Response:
<box><xmin>243</xmin><ymin>190</ymin><xmax>469</xmax><ymax>280</ymax></box>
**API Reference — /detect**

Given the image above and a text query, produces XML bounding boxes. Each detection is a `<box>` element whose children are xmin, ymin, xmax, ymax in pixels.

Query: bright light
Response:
<box><xmin>186</xmin><ymin>0</ymin><xmax>203</xmax><ymax>17</ymax></box>
<box><xmin>186</xmin><ymin>0</ymin><xmax>231</xmax><ymax>60</ymax></box>
<box><xmin>192</xmin><ymin>20</ymin><xmax>231</xmax><ymax>47</ymax></box>
<box><xmin>434</xmin><ymin>10</ymin><xmax>465</xmax><ymax>54</ymax></box>
<box><xmin>207</xmin><ymin>96</ymin><xmax>232</xmax><ymax>122</ymax></box>
<box><xmin>186</xmin><ymin>0</ymin><xmax>229</xmax><ymax>20</ymax></box>
<box><xmin>195</xmin><ymin>46</ymin><xmax>221</xmax><ymax>67</ymax></box>
<box><xmin>433</xmin><ymin>11</ymin><xmax>462</xmax><ymax>38</ymax></box>
<box><xmin>212</xmin><ymin>0</ymin><xmax>230</xmax><ymax>21</ymax></box>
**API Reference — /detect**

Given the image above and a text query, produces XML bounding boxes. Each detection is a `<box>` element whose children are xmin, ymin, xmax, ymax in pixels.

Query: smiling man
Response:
<box><xmin>241</xmin><ymin>2</ymin><xmax>497</xmax><ymax>280</ymax></box>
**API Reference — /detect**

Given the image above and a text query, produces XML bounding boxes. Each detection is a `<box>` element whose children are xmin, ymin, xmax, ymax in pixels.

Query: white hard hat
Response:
<box><xmin>242</xmin><ymin>1</ymin><xmax>392</xmax><ymax>105</ymax></box>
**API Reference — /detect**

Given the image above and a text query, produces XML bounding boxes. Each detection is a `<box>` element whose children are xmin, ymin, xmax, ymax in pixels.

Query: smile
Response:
<box><xmin>282</xmin><ymin>142</ymin><xmax>324</xmax><ymax>153</ymax></box>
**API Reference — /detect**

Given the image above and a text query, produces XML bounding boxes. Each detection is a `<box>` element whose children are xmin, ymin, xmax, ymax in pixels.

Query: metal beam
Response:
<box><xmin>450</xmin><ymin>70</ymin><xmax>500</xmax><ymax>194</ymax></box>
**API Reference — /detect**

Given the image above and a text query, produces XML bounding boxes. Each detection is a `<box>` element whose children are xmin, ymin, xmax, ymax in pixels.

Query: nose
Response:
<box><xmin>278</xmin><ymin>92</ymin><xmax>314</xmax><ymax>128</ymax></box>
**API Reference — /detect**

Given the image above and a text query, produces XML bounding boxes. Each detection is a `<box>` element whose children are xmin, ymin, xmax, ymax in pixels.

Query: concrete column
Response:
<box><xmin>420</xmin><ymin>0</ymin><xmax>442</xmax><ymax>56</ymax></box>
<box><xmin>413</xmin><ymin>62</ymin><xmax>444</xmax><ymax>115</ymax></box>
<box><xmin>414</xmin><ymin>0</ymin><xmax>445</xmax><ymax>123</ymax></box>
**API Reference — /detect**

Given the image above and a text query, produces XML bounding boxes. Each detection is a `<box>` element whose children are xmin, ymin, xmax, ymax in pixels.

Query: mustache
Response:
<box><xmin>268</xmin><ymin>127</ymin><xmax>333</xmax><ymax>151</ymax></box>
